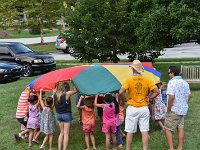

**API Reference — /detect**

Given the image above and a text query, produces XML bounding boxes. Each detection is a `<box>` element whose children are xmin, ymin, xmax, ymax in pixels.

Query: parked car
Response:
<box><xmin>0</xmin><ymin>42</ymin><xmax>56</xmax><ymax>77</ymax></box>
<box><xmin>55</xmin><ymin>33</ymin><xmax>74</xmax><ymax>53</ymax></box>
<box><xmin>0</xmin><ymin>61</ymin><xmax>23</xmax><ymax>82</ymax></box>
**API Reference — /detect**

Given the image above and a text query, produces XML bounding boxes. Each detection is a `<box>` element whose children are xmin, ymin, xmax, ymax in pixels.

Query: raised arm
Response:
<box><xmin>66</xmin><ymin>83</ymin><xmax>78</xmax><ymax>100</ymax></box>
<box><xmin>39</xmin><ymin>89</ymin><xmax>45</xmax><ymax>108</ymax></box>
<box><xmin>94</xmin><ymin>94</ymin><xmax>104</xmax><ymax>108</ymax></box>
<box><xmin>76</xmin><ymin>95</ymin><xmax>85</xmax><ymax>109</ymax></box>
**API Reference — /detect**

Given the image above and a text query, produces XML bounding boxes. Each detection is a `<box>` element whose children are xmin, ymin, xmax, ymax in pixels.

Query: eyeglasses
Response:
<box><xmin>168</xmin><ymin>72</ymin><xmax>171</xmax><ymax>74</ymax></box>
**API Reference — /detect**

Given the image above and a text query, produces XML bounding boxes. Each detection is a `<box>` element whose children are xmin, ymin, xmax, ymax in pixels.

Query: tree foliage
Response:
<box><xmin>65</xmin><ymin>0</ymin><xmax>200</xmax><ymax>62</ymax></box>
<box><xmin>0</xmin><ymin>0</ymin><xmax>65</xmax><ymax>43</ymax></box>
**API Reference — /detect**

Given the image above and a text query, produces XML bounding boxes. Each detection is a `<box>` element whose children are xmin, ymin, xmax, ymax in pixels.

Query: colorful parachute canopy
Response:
<box><xmin>28</xmin><ymin>62</ymin><xmax>161</xmax><ymax>95</ymax></box>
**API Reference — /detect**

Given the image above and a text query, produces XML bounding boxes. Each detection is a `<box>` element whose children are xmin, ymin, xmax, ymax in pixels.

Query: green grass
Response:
<box><xmin>28</xmin><ymin>42</ymin><xmax>56</xmax><ymax>53</ymax></box>
<box><xmin>0</xmin><ymin>61</ymin><xmax>199</xmax><ymax>150</ymax></box>
<box><xmin>155</xmin><ymin>58</ymin><xmax>200</xmax><ymax>62</ymax></box>
<box><xmin>0</xmin><ymin>29</ymin><xmax>63</xmax><ymax>39</ymax></box>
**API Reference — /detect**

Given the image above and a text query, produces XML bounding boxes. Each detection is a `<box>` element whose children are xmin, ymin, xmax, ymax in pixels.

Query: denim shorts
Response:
<box><xmin>56</xmin><ymin>113</ymin><xmax>73</xmax><ymax>122</ymax></box>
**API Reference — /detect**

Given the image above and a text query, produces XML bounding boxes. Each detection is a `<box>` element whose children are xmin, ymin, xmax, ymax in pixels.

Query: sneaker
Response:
<box><xmin>39</xmin><ymin>145</ymin><xmax>45</xmax><ymax>149</ymax></box>
<box><xmin>32</xmin><ymin>138</ymin><xmax>39</xmax><ymax>144</ymax></box>
<box><xmin>14</xmin><ymin>134</ymin><xmax>21</xmax><ymax>143</ymax></box>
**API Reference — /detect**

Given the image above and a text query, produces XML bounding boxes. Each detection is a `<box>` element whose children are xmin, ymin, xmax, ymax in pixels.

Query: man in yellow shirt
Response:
<box><xmin>119</xmin><ymin>60</ymin><xmax>159</xmax><ymax>150</ymax></box>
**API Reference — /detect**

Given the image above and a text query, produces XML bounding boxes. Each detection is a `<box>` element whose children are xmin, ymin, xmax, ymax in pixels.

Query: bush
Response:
<box><xmin>29</xmin><ymin>26</ymin><xmax>41</xmax><ymax>35</ymax></box>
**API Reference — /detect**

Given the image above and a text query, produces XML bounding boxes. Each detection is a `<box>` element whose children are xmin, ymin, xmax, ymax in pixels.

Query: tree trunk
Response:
<box><xmin>40</xmin><ymin>27</ymin><xmax>44</xmax><ymax>44</ymax></box>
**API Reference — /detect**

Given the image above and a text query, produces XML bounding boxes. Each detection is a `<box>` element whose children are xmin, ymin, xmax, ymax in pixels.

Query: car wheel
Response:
<box><xmin>22</xmin><ymin>63</ymin><xmax>33</xmax><ymax>77</ymax></box>
<box><xmin>63</xmin><ymin>47</ymin><xmax>69</xmax><ymax>53</ymax></box>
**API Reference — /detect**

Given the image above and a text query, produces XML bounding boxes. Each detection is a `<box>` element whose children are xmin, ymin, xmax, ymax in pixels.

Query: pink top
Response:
<box><xmin>103</xmin><ymin>103</ymin><xmax>116</xmax><ymax>124</ymax></box>
<box><xmin>118</xmin><ymin>106</ymin><xmax>124</xmax><ymax>120</ymax></box>
<box><xmin>82</xmin><ymin>106</ymin><xmax>96</xmax><ymax>125</ymax></box>
<box><xmin>16</xmin><ymin>89</ymin><xmax>29</xmax><ymax>118</ymax></box>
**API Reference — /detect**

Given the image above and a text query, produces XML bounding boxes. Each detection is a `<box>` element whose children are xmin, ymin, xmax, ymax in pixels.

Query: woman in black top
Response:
<box><xmin>53</xmin><ymin>82</ymin><xmax>77</xmax><ymax>150</ymax></box>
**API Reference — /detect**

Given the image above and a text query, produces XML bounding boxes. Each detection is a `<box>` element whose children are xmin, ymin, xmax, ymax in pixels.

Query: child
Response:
<box><xmin>160</xmin><ymin>82</ymin><xmax>167</xmax><ymax>106</ymax></box>
<box><xmin>39</xmin><ymin>89</ymin><xmax>56</xmax><ymax>150</ymax></box>
<box><xmin>94</xmin><ymin>94</ymin><xmax>119</xmax><ymax>150</ymax></box>
<box><xmin>26</xmin><ymin>94</ymin><xmax>40</xmax><ymax>148</ymax></box>
<box><xmin>117</xmin><ymin>93</ymin><xmax>126</xmax><ymax>138</ymax></box>
<box><xmin>77</xmin><ymin>95</ymin><xmax>96</xmax><ymax>150</ymax></box>
<box><xmin>152</xmin><ymin>83</ymin><xmax>167</xmax><ymax>131</ymax></box>
<box><xmin>110</xmin><ymin>94</ymin><xmax>123</xmax><ymax>149</ymax></box>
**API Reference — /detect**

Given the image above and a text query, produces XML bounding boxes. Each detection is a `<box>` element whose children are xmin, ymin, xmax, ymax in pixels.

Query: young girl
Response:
<box><xmin>94</xmin><ymin>94</ymin><xmax>119</xmax><ymax>150</ymax></box>
<box><xmin>117</xmin><ymin>93</ymin><xmax>126</xmax><ymax>138</ymax></box>
<box><xmin>152</xmin><ymin>83</ymin><xmax>167</xmax><ymax>130</ymax></box>
<box><xmin>77</xmin><ymin>95</ymin><xmax>96</xmax><ymax>150</ymax></box>
<box><xmin>160</xmin><ymin>82</ymin><xmax>167</xmax><ymax>106</ymax></box>
<box><xmin>26</xmin><ymin>94</ymin><xmax>40</xmax><ymax>148</ymax></box>
<box><xmin>39</xmin><ymin>89</ymin><xmax>56</xmax><ymax>150</ymax></box>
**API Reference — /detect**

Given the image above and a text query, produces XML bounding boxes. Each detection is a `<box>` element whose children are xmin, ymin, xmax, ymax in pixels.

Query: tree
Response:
<box><xmin>0</xmin><ymin>0</ymin><xmax>66</xmax><ymax>43</ymax></box>
<box><xmin>0</xmin><ymin>0</ymin><xmax>24</xmax><ymax>31</ymax></box>
<box><xmin>65</xmin><ymin>0</ymin><xmax>200</xmax><ymax>62</ymax></box>
<box><xmin>65</xmin><ymin>0</ymin><xmax>133</xmax><ymax>62</ymax></box>
<box><xmin>21</xmin><ymin>0</ymin><xmax>65</xmax><ymax>43</ymax></box>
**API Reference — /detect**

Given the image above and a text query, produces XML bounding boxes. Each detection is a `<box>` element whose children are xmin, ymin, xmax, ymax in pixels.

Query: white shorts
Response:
<box><xmin>125</xmin><ymin>105</ymin><xmax>150</xmax><ymax>133</ymax></box>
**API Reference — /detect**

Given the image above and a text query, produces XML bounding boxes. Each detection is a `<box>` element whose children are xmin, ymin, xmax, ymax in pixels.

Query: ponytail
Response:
<box><xmin>112</xmin><ymin>96</ymin><xmax>119</xmax><ymax>114</ymax></box>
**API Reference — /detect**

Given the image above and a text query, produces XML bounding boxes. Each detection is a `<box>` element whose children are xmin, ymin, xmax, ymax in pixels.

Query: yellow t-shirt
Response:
<box><xmin>122</xmin><ymin>75</ymin><xmax>156</xmax><ymax>108</ymax></box>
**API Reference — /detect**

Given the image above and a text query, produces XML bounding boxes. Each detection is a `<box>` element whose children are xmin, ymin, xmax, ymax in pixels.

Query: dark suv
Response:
<box><xmin>0</xmin><ymin>42</ymin><xmax>56</xmax><ymax>77</ymax></box>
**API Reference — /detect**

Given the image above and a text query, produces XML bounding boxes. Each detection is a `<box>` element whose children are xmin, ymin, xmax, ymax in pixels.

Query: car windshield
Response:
<box><xmin>9</xmin><ymin>44</ymin><xmax>33</xmax><ymax>54</ymax></box>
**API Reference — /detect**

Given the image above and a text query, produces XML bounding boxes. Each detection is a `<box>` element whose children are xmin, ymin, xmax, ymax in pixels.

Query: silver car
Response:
<box><xmin>55</xmin><ymin>34</ymin><xmax>74</xmax><ymax>53</ymax></box>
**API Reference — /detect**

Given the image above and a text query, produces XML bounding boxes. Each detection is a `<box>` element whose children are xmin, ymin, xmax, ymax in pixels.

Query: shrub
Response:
<box><xmin>29</xmin><ymin>26</ymin><xmax>41</xmax><ymax>35</ymax></box>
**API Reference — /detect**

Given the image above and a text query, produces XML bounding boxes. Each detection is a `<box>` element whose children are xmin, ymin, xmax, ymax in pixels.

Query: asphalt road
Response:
<box><xmin>1</xmin><ymin>36</ymin><xmax>200</xmax><ymax>60</ymax></box>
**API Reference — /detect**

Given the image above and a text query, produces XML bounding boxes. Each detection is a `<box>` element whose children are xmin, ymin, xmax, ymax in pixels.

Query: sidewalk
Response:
<box><xmin>0</xmin><ymin>36</ymin><xmax>57</xmax><ymax>45</ymax></box>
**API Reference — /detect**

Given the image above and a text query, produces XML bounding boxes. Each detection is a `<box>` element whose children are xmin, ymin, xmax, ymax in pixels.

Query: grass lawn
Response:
<box><xmin>0</xmin><ymin>29</ymin><xmax>64</xmax><ymax>39</ymax></box>
<box><xmin>0</xmin><ymin>61</ymin><xmax>200</xmax><ymax>150</ymax></box>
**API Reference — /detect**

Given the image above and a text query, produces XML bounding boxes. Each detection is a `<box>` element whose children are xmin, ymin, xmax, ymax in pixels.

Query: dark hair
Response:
<box><xmin>169</xmin><ymin>66</ymin><xmax>180</xmax><ymax>76</ymax></box>
<box><xmin>28</xmin><ymin>95</ymin><xmax>38</xmax><ymax>104</ymax></box>
<box><xmin>61</xmin><ymin>82</ymin><xmax>70</xmax><ymax>92</ymax></box>
<box><xmin>104</xmin><ymin>94</ymin><xmax>119</xmax><ymax>114</ymax></box>
<box><xmin>46</xmin><ymin>96</ymin><xmax>53</xmax><ymax>107</ymax></box>
<box><xmin>84</xmin><ymin>97</ymin><xmax>94</xmax><ymax>108</ymax></box>
<box><xmin>156</xmin><ymin>83</ymin><xmax>161</xmax><ymax>89</ymax></box>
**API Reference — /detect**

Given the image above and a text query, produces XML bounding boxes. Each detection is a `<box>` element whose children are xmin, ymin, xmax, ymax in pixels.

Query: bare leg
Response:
<box><xmin>63</xmin><ymin>122</ymin><xmax>70</xmax><ymax>150</ymax></box>
<box><xmin>165</xmin><ymin>129</ymin><xmax>174</xmax><ymax>150</ymax></box>
<box><xmin>49</xmin><ymin>134</ymin><xmax>53</xmax><ymax>150</ymax></box>
<box><xmin>20</xmin><ymin>129</ymin><xmax>30</xmax><ymax>136</ymax></box>
<box><xmin>126</xmin><ymin>132</ymin><xmax>133</xmax><ymax>150</ymax></box>
<box><xmin>42</xmin><ymin>135</ymin><xmax>49</xmax><ymax>146</ymax></box>
<box><xmin>177</xmin><ymin>128</ymin><xmax>184</xmax><ymax>150</ymax></box>
<box><xmin>90</xmin><ymin>132</ymin><xmax>96</xmax><ymax>149</ymax></box>
<box><xmin>33</xmin><ymin>130</ymin><xmax>41</xmax><ymax>140</ymax></box>
<box><xmin>141</xmin><ymin>131</ymin><xmax>149</xmax><ymax>150</ymax></box>
<box><xmin>111</xmin><ymin>133</ymin><xmax>117</xmax><ymax>150</ymax></box>
<box><xmin>156</xmin><ymin>120</ymin><xmax>165</xmax><ymax>130</ymax></box>
<box><xmin>58</xmin><ymin>122</ymin><xmax>64</xmax><ymax>150</ymax></box>
<box><xmin>84</xmin><ymin>132</ymin><xmax>90</xmax><ymax>150</ymax></box>
<box><xmin>105</xmin><ymin>133</ymin><xmax>110</xmax><ymax>150</ymax></box>
<box><xmin>28</xmin><ymin>129</ymin><xmax>34</xmax><ymax>147</ymax></box>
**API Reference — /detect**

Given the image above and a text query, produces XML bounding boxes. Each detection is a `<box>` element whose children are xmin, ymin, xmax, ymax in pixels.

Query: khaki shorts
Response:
<box><xmin>164</xmin><ymin>111</ymin><xmax>184</xmax><ymax>131</ymax></box>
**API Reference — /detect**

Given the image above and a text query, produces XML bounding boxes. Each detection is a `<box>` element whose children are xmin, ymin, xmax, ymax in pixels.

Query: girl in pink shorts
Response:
<box><xmin>95</xmin><ymin>94</ymin><xmax>119</xmax><ymax>150</ymax></box>
<box><xmin>77</xmin><ymin>96</ymin><xmax>96</xmax><ymax>150</ymax></box>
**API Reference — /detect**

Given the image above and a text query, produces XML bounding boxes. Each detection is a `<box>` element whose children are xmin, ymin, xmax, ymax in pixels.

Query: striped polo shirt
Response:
<box><xmin>16</xmin><ymin>89</ymin><xmax>29</xmax><ymax>118</ymax></box>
